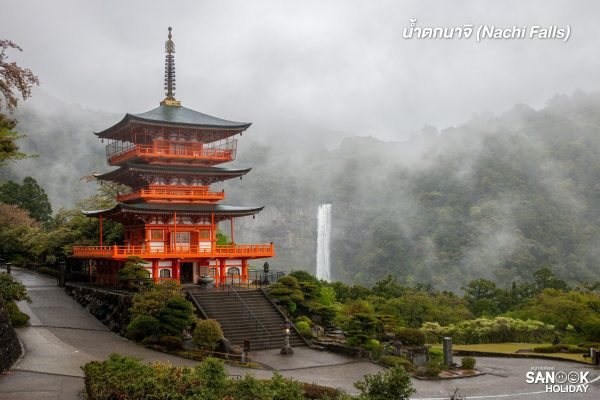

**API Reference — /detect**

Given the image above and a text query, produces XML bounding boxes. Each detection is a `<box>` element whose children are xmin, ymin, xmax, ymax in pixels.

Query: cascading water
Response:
<box><xmin>316</xmin><ymin>203</ymin><xmax>332</xmax><ymax>281</ymax></box>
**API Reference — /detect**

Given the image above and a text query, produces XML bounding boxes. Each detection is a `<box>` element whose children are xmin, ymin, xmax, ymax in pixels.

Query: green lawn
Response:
<box><xmin>431</xmin><ymin>343</ymin><xmax>592</xmax><ymax>364</ymax></box>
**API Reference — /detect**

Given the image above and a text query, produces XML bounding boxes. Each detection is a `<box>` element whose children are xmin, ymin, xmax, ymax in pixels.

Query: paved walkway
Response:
<box><xmin>1</xmin><ymin>267</ymin><xmax>598</xmax><ymax>399</ymax></box>
<box><xmin>0</xmin><ymin>268</ymin><xmax>381</xmax><ymax>398</ymax></box>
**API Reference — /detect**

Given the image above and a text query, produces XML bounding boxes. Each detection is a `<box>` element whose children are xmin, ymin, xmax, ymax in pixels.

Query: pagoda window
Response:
<box><xmin>174</xmin><ymin>232</ymin><xmax>191</xmax><ymax>244</ymax></box>
<box><xmin>198</xmin><ymin>230</ymin><xmax>211</xmax><ymax>240</ymax></box>
<box><xmin>150</xmin><ymin>229</ymin><xmax>164</xmax><ymax>240</ymax></box>
<box><xmin>159</xmin><ymin>269</ymin><xmax>171</xmax><ymax>278</ymax></box>
<box><xmin>171</xmin><ymin>142</ymin><xmax>186</xmax><ymax>155</ymax></box>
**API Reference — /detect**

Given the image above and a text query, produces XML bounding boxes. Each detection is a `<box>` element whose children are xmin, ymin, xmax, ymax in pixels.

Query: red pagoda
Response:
<box><xmin>72</xmin><ymin>28</ymin><xmax>275</xmax><ymax>285</ymax></box>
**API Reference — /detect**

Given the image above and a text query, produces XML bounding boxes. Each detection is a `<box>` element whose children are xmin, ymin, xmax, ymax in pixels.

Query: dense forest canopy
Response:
<box><xmin>4</xmin><ymin>90</ymin><xmax>600</xmax><ymax>290</ymax></box>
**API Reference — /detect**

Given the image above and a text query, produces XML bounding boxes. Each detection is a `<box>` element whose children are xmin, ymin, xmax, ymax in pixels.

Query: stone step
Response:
<box><xmin>186</xmin><ymin>287</ymin><xmax>307</xmax><ymax>350</ymax></box>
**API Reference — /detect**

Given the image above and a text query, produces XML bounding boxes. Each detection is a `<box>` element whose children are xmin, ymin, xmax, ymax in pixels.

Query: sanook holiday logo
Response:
<box><xmin>525</xmin><ymin>366</ymin><xmax>594</xmax><ymax>394</ymax></box>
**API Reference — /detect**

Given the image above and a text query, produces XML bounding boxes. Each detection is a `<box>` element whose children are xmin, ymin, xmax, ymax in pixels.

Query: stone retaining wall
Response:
<box><xmin>0</xmin><ymin>298</ymin><xmax>21</xmax><ymax>372</ymax></box>
<box><xmin>65</xmin><ymin>284</ymin><xmax>133</xmax><ymax>334</ymax></box>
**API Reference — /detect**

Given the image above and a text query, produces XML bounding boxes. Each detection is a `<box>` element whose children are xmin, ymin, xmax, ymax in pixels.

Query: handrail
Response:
<box><xmin>72</xmin><ymin>243</ymin><xmax>275</xmax><ymax>259</ymax></box>
<box><xmin>108</xmin><ymin>144</ymin><xmax>235</xmax><ymax>165</ymax></box>
<box><xmin>116</xmin><ymin>185</ymin><xmax>225</xmax><ymax>202</ymax></box>
<box><xmin>228</xmin><ymin>285</ymin><xmax>274</xmax><ymax>349</ymax></box>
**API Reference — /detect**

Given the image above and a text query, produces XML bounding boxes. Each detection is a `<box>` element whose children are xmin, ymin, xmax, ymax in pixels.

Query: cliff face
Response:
<box><xmin>234</xmin><ymin>205</ymin><xmax>319</xmax><ymax>274</ymax></box>
<box><xmin>0</xmin><ymin>298</ymin><xmax>22</xmax><ymax>372</ymax></box>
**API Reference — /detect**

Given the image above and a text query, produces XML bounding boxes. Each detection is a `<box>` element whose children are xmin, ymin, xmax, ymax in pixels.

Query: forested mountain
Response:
<box><xmin>6</xmin><ymin>90</ymin><xmax>600</xmax><ymax>290</ymax></box>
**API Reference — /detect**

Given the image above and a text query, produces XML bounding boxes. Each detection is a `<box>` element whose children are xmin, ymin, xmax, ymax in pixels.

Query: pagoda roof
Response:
<box><xmin>96</xmin><ymin>104</ymin><xmax>251</xmax><ymax>139</ymax></box>
<box><xmin>95</xmin><ymin>162</ymin><xmax>251</xmax><ymax>183</ymax></box>
<box><xmin>83</xmin><ymin>203</ymin><xmax>263</xmax><ymax>220</ymax></box>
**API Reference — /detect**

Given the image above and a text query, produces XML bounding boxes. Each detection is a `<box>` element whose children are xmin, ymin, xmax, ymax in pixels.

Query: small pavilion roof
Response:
<box><xmin>96</xmin><ymin>104</ymin><xmax>251</xmax><ymax>139</ymax></box>
<box><xmin>82</xmin><ymin>203</ymin><xmax>263</xmax><ymax>221</ymax></box>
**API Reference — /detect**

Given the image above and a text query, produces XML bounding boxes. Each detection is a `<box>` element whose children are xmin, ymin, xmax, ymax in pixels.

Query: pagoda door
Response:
<box><xmin>180</xmin><ymin>262</ymin><xmax>193</xmax><ymax>283</ymax></box>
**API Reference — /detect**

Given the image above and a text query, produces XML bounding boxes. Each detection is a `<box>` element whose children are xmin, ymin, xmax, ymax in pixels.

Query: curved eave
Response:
<box><xmin>81</xmin><ymin>206</ymin><xmax>118</xmax><ymax>217</ymax></box>
<box><xmin>82</xmin><ymin>203</ymin><xmax>264</xmax><ymax>219</ymax></box>
<box><xmin>94</xmin><ymin>164</ymin><xmax>251</xmax><ymax>181</ymax></box>
<box><xmin>95</xmin><ymin>112</ymin><xmax>251</xmax><ymax>139</ymax></box>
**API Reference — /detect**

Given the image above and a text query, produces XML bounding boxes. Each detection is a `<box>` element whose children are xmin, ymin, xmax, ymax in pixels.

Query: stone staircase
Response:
<box><xmin>186</xmin><ymin>287</ymin><xmax>307</xmax><ymax>351</ymax></box>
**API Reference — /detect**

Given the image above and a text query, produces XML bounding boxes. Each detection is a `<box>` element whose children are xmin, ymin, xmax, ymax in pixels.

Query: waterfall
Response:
<box><xmin>316</xmin><ymin>203</ymin><xmax>332</xmax><ymax>281</ymax></box>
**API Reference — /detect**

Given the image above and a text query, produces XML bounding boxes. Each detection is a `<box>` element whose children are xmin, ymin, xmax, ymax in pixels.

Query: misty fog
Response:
<box><xmin>3</xmin><ymin>0</ymin><xmax>600</xmax><ymax>289</ymax></box>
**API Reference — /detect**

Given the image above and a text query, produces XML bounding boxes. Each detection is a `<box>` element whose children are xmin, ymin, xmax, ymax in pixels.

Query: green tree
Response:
<box><xmin>462</xmin><ymin>279</ymin><xmax>503</xmax><ymax>317</ymax></box>
<box><xmin>158</xmin><ymin>297</ymin><xmax>195</xmax><ymax>337</ymax></box>
<box><xmin>533</xmin><ymin>267</ymin><xmax>568</xmax><ymax>292</ymax></box>
<box><xmin>0</xmin><ymin>177</ymin><xmax>52</xmax><ymax>222</ymax></box>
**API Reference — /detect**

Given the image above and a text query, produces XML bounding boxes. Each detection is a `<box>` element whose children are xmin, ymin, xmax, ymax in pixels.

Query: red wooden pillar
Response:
<box><xmin>241</xmin><ymin>258</ymin><xmax>248</xmax><ymax>282</ymax></box>
<box><xmin>230</xmin><ymin>218</ymin><xmax>235</xmax><ymax>244</ymax></box>
<box><xmin>99</xmin><ymin>215</ymin><xmax>103</xmax><ymax>247</ymax></box>
<box><xmin>219</xmin><ymin>259</ymin><xmax>226</xmax><ymax>286</ymax></box>
<box><xmin>174</xmin><ymin>259</ymin><xmax>180</xmax><ymax>281</ymax></box>
<box><xmin>152</xmin><ymin>259</ymin><xmax>158</xmax><ymax>283</ymax></box>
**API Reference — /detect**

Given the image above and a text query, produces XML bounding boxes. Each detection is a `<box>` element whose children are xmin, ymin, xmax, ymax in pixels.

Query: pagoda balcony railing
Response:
<box><xmin>72</xmin><ymin>243</ymin><xmax>275</xmax><ymax>259</ymax></box>
<box><xmin>116</xmin><ymin>185</ymin><xmax>225</xmax><ymax>203</ymax></box>
<box><xmin>106</xmin><ymin>140</ymin><xmax>237</xmax><ymax>166</ymax></box>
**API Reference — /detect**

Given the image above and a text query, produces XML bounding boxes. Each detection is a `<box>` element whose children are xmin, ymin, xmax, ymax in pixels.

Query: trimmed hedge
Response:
<box><xmin>378</xmin><ymin>355</ymin><xmax>415</xmax><ymax>372</ymax></box>
<box><xmin>533</xmin><ymin>344</ymin><xmax>587</xmax><ymax>354</ymax></box>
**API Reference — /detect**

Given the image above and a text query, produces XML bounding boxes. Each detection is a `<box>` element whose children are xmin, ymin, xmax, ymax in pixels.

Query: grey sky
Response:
<box><xmin>2</xmin><ymin>0</ymin><xmax>599</xmax><ymax>141</ymax></box>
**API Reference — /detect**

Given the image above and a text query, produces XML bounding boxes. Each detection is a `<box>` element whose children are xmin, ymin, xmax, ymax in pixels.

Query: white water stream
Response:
<box><xmin>316</xmin><ymin>204</ymin><xmax>332</xmax><ymax>281</ymax></box>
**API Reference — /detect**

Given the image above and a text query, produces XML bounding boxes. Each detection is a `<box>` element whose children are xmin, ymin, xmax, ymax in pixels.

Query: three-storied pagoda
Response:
<box><xmin>72</xmin><ymin>28</ymin><xmax>274</xmax><ymax>285</ymax></box>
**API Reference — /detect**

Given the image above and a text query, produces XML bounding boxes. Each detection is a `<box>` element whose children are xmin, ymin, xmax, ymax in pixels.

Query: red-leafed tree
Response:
<box><xmin>0</xmin><ymin>40</ymin><xmax>39</xmax><ymax>164</ymax></box>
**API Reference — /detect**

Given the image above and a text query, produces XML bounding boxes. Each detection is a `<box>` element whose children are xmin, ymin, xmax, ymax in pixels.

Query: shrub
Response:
<box><xmin>269</xmin><ymin>371</ymin><xmax>304</xmax><ymax>400</ymax></box>
<box><xmin>193</xmin><ymin>319</ymin><xmax>224</xmax><ymax>351</ymax></box>
<box><xmin>461</xmin><ymin>356</ymin><xmax>476</xmax><ymax>370</ymax></box>
<box><xmin>422</xmin><ymin>360</ymin><xmax>442</xmax><ymax>377</ymax></box>
<box><xmin>362</xmin><ymin>338</ymin><xmax>380</xmax><ymax>351</ymax></box>
<box><xmin>6</xmin><ymin>301</ymin><xmax>29</xmax><ymax>327</ymax></box>
<box><xmin>231</xmin><ymin>374</ymin><xmax>272</xmax><ymax>400</ymax></box>
<box><xmin>127</xmin><ymin>315</ymin><xmax>160</xmax><ymax>341</ymax></box>
<box><xmin>307</xmin><ymin>302</ymin><xmax>337</xmax><ymax>327</ymax></box>
<box><xmin>130</xmin><ymin>280</ymin><xmax>184</xmax><ymax>320</ymax></box>
<box><xmin>354</xmin><ymin>366</ymin><xmax>415</xmax><ymax>400</ymax></box>
<box><xmin>269</xmin><ymin>276</ymin><xmax>304</xmax><ymax>315</ymax></box>
<box><xmin>428</xmin><ymin>347</ymin><xmax>443</xmax><ymax>362</ymax></box>
<box><xmin>296</xmin><ymin>321</ymin><xmax>312</xmax><ymax>337</ymax></box>
<box><xmin>159</xmin><ymin>335</ymin><xmax>183</xmax><ymax>350</ymax></box>
<box><xmin>343</xmin><ymin>313</ymin><xmax>379</xmax><ymax>345</ymax></box>
<box><xmin>318</xmin><ymin>286</ymin><xmax>337</xmax><ymax>306</ymax></box>
<box><xmin>420</xmin><ymin>317</ymin><xmax>555</xmax><ymax>345</ymax></box>
<box><xmin>141</xmin><ymin>335</ymin><xmax>160</xmax><ymax>345</ymax></box>
<box><xmin>288</xmin><ymin>270</ymin><xmax>318</xmax><ymax>283</ymax></box>
<box><xmin>378</xmin><ymin>355</ymin><xmax>415</xmax><ymax>372</ymax></box>
<box><xmin>83</xmin><ymin>354</ymin><xmax>229</xmax><ymax>400</ymax></box>
<box><xmin>395</xmin><ymin>327</ymin><xmax>425</xmax><ymax>346</ymax></box>
<box><xmin>0</xmin><ymin>272</ymin><xmax>31</xmax><ymax>303</ymax></box>
<box><xmin>158</xmin><ymin>297</ymin><xmax>195</xmax><ymax>337</ymax></box>
<box><xmin>295</xmin><ymin>315</ymin><xmax>312</xmax><ymax>325</ymax></box>
<box><xmin>194</xmin><ymin>356</ymin><xmax>228</xmax><ymax>394</ymax></box>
